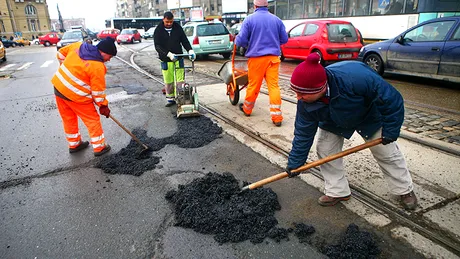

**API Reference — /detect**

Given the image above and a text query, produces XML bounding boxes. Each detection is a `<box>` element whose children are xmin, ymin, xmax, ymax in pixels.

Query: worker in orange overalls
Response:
<box><xmin>51</xmin><ymin>37</ymin><xmax>117</xmax><ymax>156</ymax></box>
<box><xmin>235</xmin><ymin>0</ymin><xmax>288</xmax><ymax>126</ymax></box>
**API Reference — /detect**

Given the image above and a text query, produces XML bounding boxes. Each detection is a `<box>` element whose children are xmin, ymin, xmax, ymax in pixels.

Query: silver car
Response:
<box><xmin>182</xmin><ymin>21</ymin><xmax>234</xmax><ymax>59</ymax></box>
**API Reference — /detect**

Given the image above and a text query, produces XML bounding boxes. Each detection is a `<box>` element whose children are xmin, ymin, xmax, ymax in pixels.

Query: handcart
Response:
<box><xmin>217</xmin><ymin>44</ymin><xmax>248</xmax><ymax>105</ymax></box>
<box><xmin>173</xmin><ymin>54</ymin><xmax>200</xmax><ymax>118</ymax></box>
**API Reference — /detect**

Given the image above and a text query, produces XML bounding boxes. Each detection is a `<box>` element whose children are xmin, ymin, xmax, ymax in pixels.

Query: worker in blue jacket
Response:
<box><xmin>286</xmin><ymin>53</ymin><xmax>417</xmax><ymax>210</ymax></box>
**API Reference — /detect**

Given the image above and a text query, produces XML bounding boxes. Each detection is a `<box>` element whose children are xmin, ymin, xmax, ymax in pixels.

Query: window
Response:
<box><xmin>29</xmin><ymin>19</ymin><xmax>38</xmax><ymax>31</ymax></box>
<box><xmin>304</xmin><ymin>0</ymin><xmax>322</xmax><ymax>18</ymax></box>
<box><xmin>346</xmin><ymin>0</ymin><xmax>370</xmax><ymax>16</ymax></box>
<box><xmin>289</xmin><ymin>24</ymin><xmax>305</xmax><ymax>37</ymax></box>
<box><xmin>305</xmin><ymin>24</ymin><xmax>320</xmax><ymax>35</ymax></box>
<box><xmin>184</xmin><ymin>26</ymin><xmax>194</xmax><ymax>37</ymax></box>
<box><xmin>25</xmin><ymin>5</ymin><xmax>37</xmax><ymax>15</ymax></box>
<box><xmin>452</xmin><ymin>27</ymin><xmax>460</xmax><ymax>41</ymax></box>
<box><xmin>404</xmin><ymin>21</ymin><xmax>455</xmax><ymax>42</ymax></box>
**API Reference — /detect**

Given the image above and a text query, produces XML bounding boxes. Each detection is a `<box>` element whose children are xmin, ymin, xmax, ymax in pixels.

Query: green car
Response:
<box><xmin>182</xmin><ymin>21</ymin><xmax>234</xmax><ymax>59</ymax></box>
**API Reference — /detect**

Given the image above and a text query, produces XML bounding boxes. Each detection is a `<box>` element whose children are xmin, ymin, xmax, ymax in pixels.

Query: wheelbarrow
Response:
<box><xmin>217</xmin><ymin>44</ymin><xmax>248</xmax><ymax>105</ymax></box>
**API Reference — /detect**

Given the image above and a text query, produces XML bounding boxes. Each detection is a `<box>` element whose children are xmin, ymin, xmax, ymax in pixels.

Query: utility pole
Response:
<box><xmin>6</xmin><ymin>0</ymin><xmax>18</xmax><ymax>35</ymax></box>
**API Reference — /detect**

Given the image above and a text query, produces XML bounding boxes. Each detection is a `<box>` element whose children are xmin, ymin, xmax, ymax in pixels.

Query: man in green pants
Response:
<box><xmin>154</xmin><ymin>12</ymin><xmax>195</xmax><ymax>107</ymax></box>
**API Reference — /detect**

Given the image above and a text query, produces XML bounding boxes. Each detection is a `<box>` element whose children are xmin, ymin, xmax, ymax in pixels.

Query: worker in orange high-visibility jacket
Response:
<box><xmin>51</xmin><ymin>37</ymin><xmax>117</xmax><ymax>156</ymax></box>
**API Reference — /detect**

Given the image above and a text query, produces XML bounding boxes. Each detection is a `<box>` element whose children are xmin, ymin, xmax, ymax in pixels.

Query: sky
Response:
<box><xmin>46</xmin><ymin>0</ymin><xmax>117</xmax><ymax>31</ymax></box>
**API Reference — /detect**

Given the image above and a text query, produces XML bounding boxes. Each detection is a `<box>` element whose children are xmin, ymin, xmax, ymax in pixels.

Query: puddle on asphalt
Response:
<box><xmin>96</xmin><ymin>116</ymin><xmax>222</xmax><ymax>176</ymax></box>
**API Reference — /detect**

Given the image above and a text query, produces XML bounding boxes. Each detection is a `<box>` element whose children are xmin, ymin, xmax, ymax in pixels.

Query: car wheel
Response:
<box><xmin>2</xmin><ymin>55</ymin><xmax>6</xmax><ymax>62</ymax></box>
<box><xmin>139</xmin><ymin>37</ymin><xmax>141</xmax><ymax>43</ymax></box>
<box><xmin>12</xmin><ymin>43</ymin><xmax>17</xmax><ymax>47</ymax></box>
<box><xmin>364</xmin><ymin>53</ymin><xmax>384</xmax><ymax>75</ymax></box>
<box><xmin>222</xmin><ymin>53</ymin><xmax>231</xmax><ymax>59</ymax></box>
<box><xmin>312</xmin><ymin>50</ymin><xmax>325</xmax><ymax>66</ymax></box>
<box><xmin>44</xmin><ymin>41</ymin><xmax>50</xmax><ymax>47</ymax></box>
<box><xmin>131</xmin><ymin>38</ymin><xmax>134</xmax><ymax>44</ymax></box>
<box><xmin>238</xmin><ymin>46</ymin><xmax>246</xmax><ymax>56</ymax></box>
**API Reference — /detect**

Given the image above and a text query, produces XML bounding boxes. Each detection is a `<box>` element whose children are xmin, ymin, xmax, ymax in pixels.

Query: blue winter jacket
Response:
<box><xmin>287</xmin><ymin>61</ymin><xmax>404</xmax><ymax>169</ymax></box>
<box><xmin>235</xmin><ymin>7</ymin><xmax>288</xmax><ymax>57</ymax></box>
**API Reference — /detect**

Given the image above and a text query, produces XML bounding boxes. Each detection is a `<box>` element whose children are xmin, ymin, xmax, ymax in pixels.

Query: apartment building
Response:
<box><xmin>0</xmin><ymin>0</ymin><xmax>51</xmax><ymax>39</ymax></box>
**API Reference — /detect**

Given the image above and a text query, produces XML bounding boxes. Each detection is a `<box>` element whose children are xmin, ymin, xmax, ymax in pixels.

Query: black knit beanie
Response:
<box><xmin>97</xmin><ymin>37</ymin><xmax>117</xmax><ymax>56</ymax></box>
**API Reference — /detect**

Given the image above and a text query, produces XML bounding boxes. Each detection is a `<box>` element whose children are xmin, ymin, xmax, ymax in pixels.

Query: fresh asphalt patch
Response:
<box><xmin>95</xmin><ymin>115</ymin><xmax>381</xmax><ymax>257</ymax></box>
<box><xmin>96</xmin><ymin>115</ymin><xmax>222</xmax><ymax>176</ymax></box>
<box><xmin>165</xmin><ymin>172</ymin><xmax>381</xmax><ymax>258</ymax></box>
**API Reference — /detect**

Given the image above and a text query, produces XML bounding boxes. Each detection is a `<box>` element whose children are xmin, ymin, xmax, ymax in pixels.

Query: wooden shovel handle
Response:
<box><xmin>245</xmin><ymin>138</ymin><xmax>383</xmax><ymax>190</ymax></box>
<box><xmin>109</xmin><ymin>115</ymin><xmax>149</xmax><ymax>150</ymax></box>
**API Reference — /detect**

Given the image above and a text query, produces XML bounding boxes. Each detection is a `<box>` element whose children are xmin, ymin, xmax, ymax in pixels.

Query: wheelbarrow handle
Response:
<box><xmin>242</xmin><ymin>138</ymin><xmax>383</xmax><ymax>191</ymax></box>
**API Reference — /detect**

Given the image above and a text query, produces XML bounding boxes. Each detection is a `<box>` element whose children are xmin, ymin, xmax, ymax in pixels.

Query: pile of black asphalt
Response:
<box><xmin>166</xmin><ymin>172</ymin><xmax>381</xmax><ymax>258</ymax></box>
<box><xmin>96</xmin><ymin>116</ymin><xmax>222</xmax><ymax>176</ymax></box>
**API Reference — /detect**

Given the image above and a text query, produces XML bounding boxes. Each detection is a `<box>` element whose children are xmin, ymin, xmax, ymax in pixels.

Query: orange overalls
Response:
<box><xmin>240</xmin><ymin>55</ymin><xmax>283</xmax><ymax>124</ymax></box>
<box><xmin>51</xmin><ymin>42</ymin><xmax>109</xmax><ymax>152</ymax></box>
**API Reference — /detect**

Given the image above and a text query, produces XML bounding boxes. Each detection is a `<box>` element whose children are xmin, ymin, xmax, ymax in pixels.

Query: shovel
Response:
<box><xmin>241</xmin><ymin>138</ymin><xmax>383</xmax><ymax>192</ymax></box>
<box><xmin>109</xmin><ymin>114</ymin><xmax>152</xmax><ymax>155</ymax></box>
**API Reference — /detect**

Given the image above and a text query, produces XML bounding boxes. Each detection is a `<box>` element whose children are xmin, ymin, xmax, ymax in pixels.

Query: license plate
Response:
<box><xmin>338</xmin><ymin>54</ymin><xmax>352</xmax><ymax>59</ymax></box>
<box><xmin>209</xmin><ymin>40</ymin><xmax>221</xmax><ymax>45</ymax></box>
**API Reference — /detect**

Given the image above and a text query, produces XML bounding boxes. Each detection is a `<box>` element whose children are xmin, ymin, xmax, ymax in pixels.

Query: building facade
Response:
<box><xmin>0</xmin><ymin>0</ymin><xmax>51</xmax><ymax>39</ymax></box>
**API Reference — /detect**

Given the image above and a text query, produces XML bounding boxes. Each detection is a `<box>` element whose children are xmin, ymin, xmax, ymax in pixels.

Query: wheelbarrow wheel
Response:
<box><xmin>227</xmin><ymin>82</ymin><xmax>239</xmax><ymax>105</ymax></box>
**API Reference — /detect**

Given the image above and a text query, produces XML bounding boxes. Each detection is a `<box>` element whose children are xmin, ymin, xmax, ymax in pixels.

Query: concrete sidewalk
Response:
<box><xmin>198</xmin><ymin>82</ymin><xmax>460</xmax><ymax>259</ymax></box>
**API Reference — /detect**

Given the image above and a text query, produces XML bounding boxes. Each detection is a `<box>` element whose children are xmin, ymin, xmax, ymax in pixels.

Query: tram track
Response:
<box><xmin>117</xmin><ymin>49</ymin><xmax>460</xmax><ymax>256</ymax></box>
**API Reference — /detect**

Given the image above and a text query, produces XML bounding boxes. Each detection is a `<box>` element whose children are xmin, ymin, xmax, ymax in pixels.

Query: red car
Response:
<box><xmin>97</xmin><ymin>29</ymin><xmax>120</xmax><ymax>41</ymax></box>
<box><xmin>281</xmin><ymin>20</ymin><xmax>363</xmax><ymax>65</ymax></box>
<box><xmin>116</xmin><ymin>29</ymin><xmax>141</xmax><ymax>44</ymax></box>
<box><xmin>39</xmin><ymin>32</ymin><xmax>61</xmax><ymax>47</ymax></box>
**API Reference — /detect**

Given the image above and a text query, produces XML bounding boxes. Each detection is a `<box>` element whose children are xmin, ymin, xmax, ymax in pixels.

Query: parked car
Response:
<box><xmin>31</xmin><ymin>38</ymin><xmax>40</xmax><ymax>45</ymax></box>
<box><xmin>229</xmin><ymin>23</ymin><xmax>246</xmax><ymax>56</ymax></box>
<box><xmin>14</xmin><ymin>37</ymin><xmax>30</xmax><ymax>46</ymax></box>
<box><xmin>137</xmin><ymin>29</ymin><xmax>145</xmax><ymax>38</ymax></box>
<box><xmin>116</xmin><ymin>28</ymin><xmax>141</xmax><ymax>44</ymax></box>
<box><xmin>280</xmin><ymin>20</ymin><xmax>363</xmax><ymax>65</ymax></box>
<box><xmin>0</xmin><ymin>41</ymin><xmax>6</xmax><ymax>62</ymax></box>
<box><xmin>358</xmin><ymin>16</ymin><xmax>460</xmax><ymax>83</ymax></box>
<box><xmin>57</xmin><ymin>29</ymin><xmax>90</xmax><ymax>50</ymax></box>
<box><xmin>182</xmin><ymin>21</ymin><xmax>234</xmax><ymax>59</ymax></box>
<box><xmin>143</xmin><ymin>27</ymin><xmax>156</xmax><ymax>39</ymax></box>
<box><xmin>39</xmin><ymin>32</ymin><xmax>61</xmax><ymax>47</ymax></box>
<box><xmin>1</xmin><ymin>38</ymin><xmax>17</xmax><ymax>48</ymax></box>
<box><xmin>97</xmin><ymin>29</ymin><xmax>120</xmax><ymax>40</ymax></box>
<box><xmin>85</xmin><ymin>29</ymin><xmax>98</xmax><ymax>41</ymax></box>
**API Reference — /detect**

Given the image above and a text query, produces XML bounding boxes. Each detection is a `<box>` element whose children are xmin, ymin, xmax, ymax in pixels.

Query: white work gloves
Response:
<box><xmin>188</xmin><ymin>50</ymin><xmax>196</xmax><ymax>61</ymax></box>
<box><xmin>167</xmin><ymin>52</ymin><xmax>177</xmax><ymax>62</ymax></box>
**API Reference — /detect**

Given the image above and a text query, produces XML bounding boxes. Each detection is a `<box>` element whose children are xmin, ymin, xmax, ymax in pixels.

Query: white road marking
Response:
<box><xmin>0</xmin><ymin>64</ymin><xmax>16</xmax><ymax>71</ymax></box>
<box><xmin>16</xmin><ymin>62</ymin><xmax>34</xmax><ymax>70</ymax></box>
<box><xmin>40</xmin><ymin>60</ymin><xmax>54</xmax><ymax>67</ymax></box>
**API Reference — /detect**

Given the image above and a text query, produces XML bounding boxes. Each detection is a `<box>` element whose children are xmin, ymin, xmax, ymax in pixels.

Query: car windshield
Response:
<box><xmin>197</xmin><ymin>24</ymin><xmax>229</xmax><ymax>37</ymax></box>
<box><xmin>327</xmin><ymin>24</ymin><xmax>358</xmax><ymax>43</ymax></box>
<box><xmin>62</xmin><ymin>31</ymin><xmax>82</xmax><ymax>40</ymax></box>
<box><xmin>121</xmin><ymin>30</ymin><xmax>134</xmax><ymax>35</ymax></box>
<box><xmin>147</xmin><ymin>27</ymin><xmax>155</xmax><ymax>33</ymax></box>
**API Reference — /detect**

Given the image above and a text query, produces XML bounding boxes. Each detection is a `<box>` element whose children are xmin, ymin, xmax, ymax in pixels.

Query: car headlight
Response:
<box><xmin>359</xmin><ymin>46</ymin><xmax>365</xmax><ymax>53</ymax></box>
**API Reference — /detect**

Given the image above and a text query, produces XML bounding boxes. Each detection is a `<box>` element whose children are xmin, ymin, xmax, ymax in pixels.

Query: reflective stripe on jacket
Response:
<box><xmin>51</xmin><ymin>42</ymin><xmax>108</xmax><ymax>107</ymax></box>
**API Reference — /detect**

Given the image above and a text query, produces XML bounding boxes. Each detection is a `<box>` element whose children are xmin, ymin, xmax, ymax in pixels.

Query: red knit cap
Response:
<box><xmin>290</xmin><ymin>53</ymin><xmax>327</xmax><ymax>94</ymax></box>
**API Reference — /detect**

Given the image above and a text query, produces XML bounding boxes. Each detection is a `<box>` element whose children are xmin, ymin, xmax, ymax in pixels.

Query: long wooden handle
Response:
<box><xmin>109</xmin><ymin>115</ymin><xmax>149</xmax><ymax>150</ymax></box>
<box><xmin>244</xmin><ymin>138</ymin><xmax>383</xmax><ymax>191</ymax></box>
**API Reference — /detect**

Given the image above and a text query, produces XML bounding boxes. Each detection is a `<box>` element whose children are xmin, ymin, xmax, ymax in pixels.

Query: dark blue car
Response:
<box><xmin>358</xmin><ymin>16</ymin><xmax>460</xmax><ymax>83</ymax></box>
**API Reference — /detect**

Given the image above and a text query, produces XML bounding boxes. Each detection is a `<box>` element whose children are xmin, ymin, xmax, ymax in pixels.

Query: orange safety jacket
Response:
<box><xmin>51</xmin><ymin>42</ymin><xmax>108</xmax><ymax>107</ymax></box>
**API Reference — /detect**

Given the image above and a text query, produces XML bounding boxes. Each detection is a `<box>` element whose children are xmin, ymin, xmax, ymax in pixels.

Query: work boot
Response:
<box><xmin>239</xmin><ymin>103</ymin><xmax>250</xmax><ymax>117</ymax></box>
<box><xmin>69</xmin><ymin>141</ymin><xmax>89</xmax><ymax>153</ymax></box>
<box><xmin>400</xmin><ymin>191</ymin><xmax>418</xmax><ymax>210</ymax></box>
<box><xmin>165</xmin><ymin>100</ymin><xmax>176</xmax><ymax>107</ymax></box>
<box><xmin>273</xmin><ymin>121</ymin><xmax>282</xmax><ymax>127</ymax></box>
<box><xmin>94</xmin><ymin>145</ymin><xmax>111</xmax><ymax>157</ymax></box>
<box><xmin>318</xmin><ymin>194</ymin><xmax>351</xmax><ymax>206</ymax></box>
